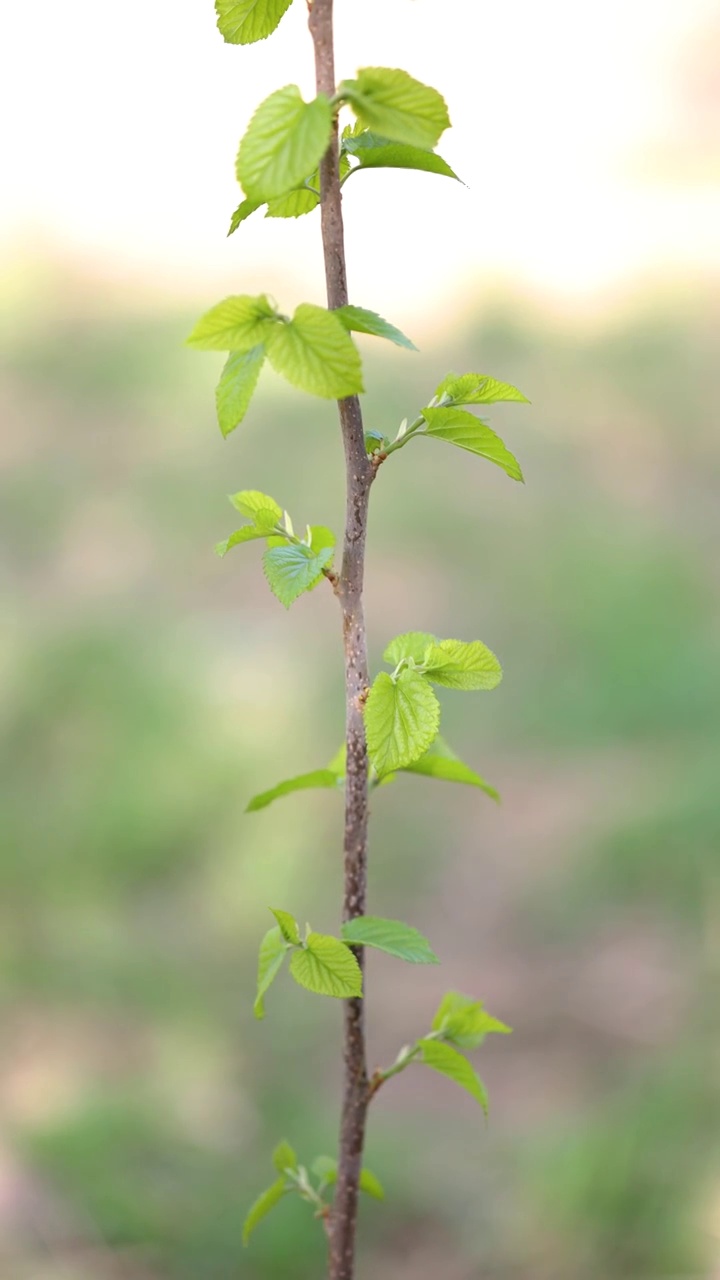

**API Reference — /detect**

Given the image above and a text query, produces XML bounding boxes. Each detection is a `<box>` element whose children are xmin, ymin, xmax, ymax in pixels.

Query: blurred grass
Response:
<box><xmin>0</xmin><ymin>267</ymin><xmax>718</xmax><ymax>1278</ymax></box>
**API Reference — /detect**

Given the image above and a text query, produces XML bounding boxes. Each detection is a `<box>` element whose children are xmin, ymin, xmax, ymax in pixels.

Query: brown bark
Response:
<box><xmin>308</xmin><ymin>2</ymin><xmax>375</xmax><ymax>1277</ymax></box>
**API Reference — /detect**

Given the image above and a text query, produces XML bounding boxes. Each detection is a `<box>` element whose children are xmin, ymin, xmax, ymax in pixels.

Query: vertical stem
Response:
<box><xmin>309</xmin><ymin>2</ymin><xmax>374</xmax><ymax>1277</ymax></box>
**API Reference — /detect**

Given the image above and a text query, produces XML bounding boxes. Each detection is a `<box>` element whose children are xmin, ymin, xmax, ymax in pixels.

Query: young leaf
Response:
<box><xmin>216</xmin><ymin>0</ymin><xmax>294</xmax><ymax>46</ymax></box>
<box><xmin>364</xmin><ymin>668</ymin><xmax>440</xmax><ymax>776</ymax></box>
<box><xmin>311</xmin><ymin>1156</ymin><xmax>384</xmax><ymax>1200</ymax></box>
<box><xmin>343</xmin><ymin>130</ymin><xmax>459</xmax><ymax>180</ymax></box>
<box><xmin>272</xmin><ymin>1139</ymin><xmax>299</xmax><ymax>1175</ymax></box>
<box><xmin>290</xmin><ymin>933</ymin><xmax>363</xmax><ymax>999</ymax></box>
<box><xmin>435</xmin><ymin>371</ymin><xmax>529</xmax><ymax>405</ymax></box>
<box><xmin>270</xmin><ymin>908</ymin><xmax>301</xmax><ymax>946</ymax></box>
<box><xmin>335</xmin><ymin>305</ymin><xmax>417</xmax><ymax>352</ymax></box>
<box><xmin>341</xmin><ymin>916</ymin><xmax>438</xmax><ymax>965</ymax></box>
<box><xmin>215</xmin><ymin>346</ymin><xmax>265</xmax><ymax>437</ymax></box>
<box><xmin>242</xmin><ymin>1176</ymin><xmax>287</xmax><ymax>1246</ymax></box>
<box><xmin>263</xmin><ymin>543</ymin><xmax>333</xmax><ymax>607</ymax></box>
<box><xmin>340</xmin><ymin>68</ymin><xmax>450</xmax><ymax>150</ymax></box>
<box><xmin>187</xmin><ymin>294</ymin><xmax>278</xmax><ymax>352</ymax></box>
<box><xmin>228</xmin><ymin>197</ymin><xmax>263</xmax><ymax>235</ymax></box>
<box><xmin>266</xmin><ymin>304</ymin><xmax>364</xmax><ymax>399</ymax></box>
<box><xmin>254</xmin><ymin>926</ymin><xmax>287</xmax><ymax>1019</ymax></box>
<box><xmin>383</xmin><ymin>631</ymin><xmax>437</xmax><ymax>667</ymax></box>
<box><xmin>237</xmin><ymin>86</ymin><xmax>333</xmax><ymax>203</ymax></box>
<box><xmin>419</xmin><ymin>1039</ymin><xmax>489</xmax><ymax>1113</ymax></box>
<box><xmin>246</xmin><ymin>768</ymin><xmax>340</xmax><ymax>812</ymax></box>
<box><xmin>432</xmin><ymin>991</ymin><xmax>512</xmax><ymax>1048</ymax></box>
<box><xmin>422</xmin><ymin>406</ymin><xmax>524</xmax><ymax>482</ymax></box>
<box><xmin>424</xmin><ymin>639</ymin><xmax>503</xmax><ymax>691</ymax></box>
<box><xmin>229</xmin><ymin>490</ymin><xmax>282</xmax><ymax>529</ymax></box>
<box><xmin>308</xmin><ymin>525</ymin><xmax>336</xmax><ymax>558</ymax></box>
<box><xmin>402</xmin><ymin>736</ymin><xmax>499</xmax><ymax>802</ymax></box>
<box><xmin>266</xmin><ymin>185</ymin><xmax>319</xmax><ymax>218</ymax></box>
<box><xmin>216</xmin><ymin>526</ymin><xmax>270</xmax><ymax>557</ymax></box>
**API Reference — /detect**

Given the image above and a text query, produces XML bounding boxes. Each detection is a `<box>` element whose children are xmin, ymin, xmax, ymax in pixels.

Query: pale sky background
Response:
<box><xmin>1</xmin><ymin>0</ymin><xmax>719</xmax><ymax>321</ymax></box>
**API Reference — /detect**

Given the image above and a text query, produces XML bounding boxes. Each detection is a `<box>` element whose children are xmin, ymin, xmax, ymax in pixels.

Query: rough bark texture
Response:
<box><xmin>309</xmin><ymin>2</ymin><xmax>374</xmax><ymax>1277</ymax></box>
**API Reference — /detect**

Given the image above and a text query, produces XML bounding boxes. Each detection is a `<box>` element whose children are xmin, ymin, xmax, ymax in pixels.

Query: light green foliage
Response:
<box><xmin>228</xmin><ymin>197</ymin><xmax>263</xmax><ymax>234</ymax></box>
<box><xmin>422</xmin><ymin>406</ymin><xmax>524</xmax><ymax>481</ymax></box>
<box><xmin>342</xmin><ymin>128</ymin><xmax>459</xmax><ymax>180</ymax></box>
<box><xmin>242</xmin><ymin>1176</ymin><xmax>287</xmax><ymax>1244</ymax></box>
<box><xmin>383</xmin><ymin>631</ymin><xmax>437</xmax><ymax>666</ymax></box>
<box><xmin>237</xmin><ymin>86</ymin><xmax>332</xmax><ymax>202</ymax></box>
<box><xmin>364</xmin><ymin>668</ymin><xmax>440</xmax><ymax>776</ymax></box>
<box><xmin>272</xmin><ymin>1139</ymin><xmax>299</xmax><ymax>1175</ymax></box>
<box><xmin>432</xmin><ymin>991</ymin><xmax>512</xmax><ymax>1048</ymax></box>
<box><xmin>270</xmin><ymin>908</ymin><xmax>301</xmax><ymax>945</ymax></box>
<box><xmin>340</xmin><ymin>67</ymin><xmax>450</xmax><ymax>150</ymax></box>
<box><xmin>312</xmin><ymin>1156</ymin><xmax>385</xmax><ymax>1201</ymax></box>
<box><xmin>216</xmin><ymin>0</ymin><xmax>294</xmax><ymax>45</ymax></box>
<box><xmin>216</xmin><ymin>490</ymin><xmax>283</xmax><ymax>556</ymax></box>
<box><xmin>266</xmin><ymin>303</ymin><xmax>364</xmax><ymax>399</ymax></box>
<box><xmin>420</xmin><ymin>1039</ymin><xmax>489</xmax><ymax>1113</ymax></box>
<box><xmin>335</xmin><ymin>305</ymin><xmax>417</xmax><ymax>351</ymax></box>
<box><xmin>307</xmin><ymin>525</ymin><xmax>336</xmax><ymax>558</ymax></box>
<box><xmin>215</xmin><ymin>346</ymin><xmax>265</xmax><ymax>436</ymax></box>
<box><xmin>246</xmin><ymin>767</ymin><xmax>340</xmax><ymax>812</ymax></box>
<box><xmin>263</xmin><ymin>542</ymin><xmax>333</xmax><ymax>607</ymax></box>
<box><xmin>290</xmin><ymin>932</ymin><xmax>363</xmax><ymax>998</ymax></box>
<box><xmin>254</xmin><ymin>926</ymin><xmax>287</xmax><ymax>1019</ymax></box>
<box><xmin>436</xmin><ymin>370</ymin><xmax>529</xmax><ymax>405</ymax></box>
<box><xmin>229</xmin><ymin>490</ymin><xmax>282</xmax><ymax>528</ymax></box>
<box><xmin>424</xmin><ymin>638</ymin><xmax>503</xmax><ymax>691</ymax></box>
<box><xmin>403</xmin><ymin>736</ymin><xmax>499</xmax><ymax>801</ymax></box>
<box><xmin>341</xmin><ymin>915</ymin><xmax>438</xmax><ymax>964</ymax></box>
<box><xmin>186</xmin><ymin>293</ymin><xmax>278</xmax><ymax>352</ymax></box>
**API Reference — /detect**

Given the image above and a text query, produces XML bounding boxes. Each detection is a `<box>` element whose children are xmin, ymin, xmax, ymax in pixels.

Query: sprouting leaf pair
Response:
<box><xmin>215</xmin><ymin>489</ymin><xmax>335</xmax><ymax>607</ymax></box>
<box><xmin>255</xmin><ymin>908</ymin><xmax>438</xmax><ymax>1018</ymax></box>
<box><xmin>364</xmin><ymin>632</ymin><xmax>502</xmax><ymax>777</ymax></box>
<box><xmin>243</xmin><ymin>1138</ymin><xmax>384</xmax><ymax>1247</ymax></box>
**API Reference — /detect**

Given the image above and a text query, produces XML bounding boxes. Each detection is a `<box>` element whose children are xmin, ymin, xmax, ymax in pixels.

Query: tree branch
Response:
<box><xmin>309</xmin><ymin>2</ymin><xmax>375</xmax><ymax>1277</ymax></box>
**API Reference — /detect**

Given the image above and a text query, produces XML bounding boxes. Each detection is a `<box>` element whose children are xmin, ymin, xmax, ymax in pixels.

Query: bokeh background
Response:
<box><xmin>1</xmin><ymin>1</ymin><xmax>719</xmax><ymax>1277</ymax></box>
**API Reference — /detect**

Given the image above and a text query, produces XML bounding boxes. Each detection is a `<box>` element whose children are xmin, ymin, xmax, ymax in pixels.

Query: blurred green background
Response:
<box><xmin>3</xmin><ymin>0</ymin><xmax>720</xmax><ymax>1275</ymax></box>
<box><xmin>1</xmin><ymin>262</ymin><xmax>719</xmax><ymax>1278</ymax></box>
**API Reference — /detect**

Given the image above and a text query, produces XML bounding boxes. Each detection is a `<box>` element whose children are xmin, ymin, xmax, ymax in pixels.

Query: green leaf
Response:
<box><xmin>266</xmin><ymin>304</ymin><xmax>363</xmax><ymax>399</ymax></box>
<box><xmin>266</xmin><ymin>184</ymin><xmax>319</xmax><ymax>218</ymax></box>
<box><xmin>272</xmin><ymin>1139</ymin><xmax>298</xmax><ymax>1175</ymax></box>
<box><xmin>419</xmin><ymin>1039</ymin><xmax>488</xmax><ymax>1113</ymax></box>
<box><xmin>402</xmin><ymin>736</ymin><xmax>499</xmax><ymax>802</ymax></box>
<box><xmin>432</xmin><ymin>991</ymin><xmax>512</xmax><ymax>1049</ymax></box>
<box><xmin>308</xmin><ymin>525</ymin><xmax>336</xmax><ymax>559</ymax></box>
<box><xmin>334</xmin><ymin>305</ymin><xmax>417</xmax><ymax>352</ymax></box>
<box><xmin>311</xmin><ymin>1157</ymin><xmax>384</xmax><ymax>1201</ymax></box>
<box><xmin>341</xmin><ymin>916</ymin><xmax>438</xmax><ymax>965</ymax></box>
<box><xmin>228</xmin><ymin>197</ymin><xmax>263</xmax><ymax>235</ymax></box>
<box><xmin>237</xmin><ymin>86</ymin><xmax>333</xmax><ymax>202</ymax></box>
<box><xmin>246</xmin><ymin>768</ymin><xmax>339</xmax><ymax>812</ymax></box>
<box><xmin>215</xmin><ymin>346</ymin><xmax>265</xmax><ymax>437</ymax></box>
<box><xmin>364</xmin><ymin>669</ymin><xmax>440</xmax><ymax>777</ymax></box>
<box><xmin>424</xmin><ymin>639</ymin><xmax>503</xmax><ymax>691</ymax></box>
<box><xmin>215</xmin><ymin>526</ymin><xmax>269</xmax><ymax>557</ymax></box>
<box><xmin>263</xmin><ymin>543</ymin><xmax>333</xmax><ymax>608</ymax></box>
<box><xmin>383</xmin><ymin>631</ymin><xmax>437</xmax><ymax>667</ymax></box>
<box><xmin>254</xmin><ymin>926</ymin><xmax>286</xmax><ymax>1019</ymax></box>
<box><xmin>343</xmin><ymin>130</ymin><xmax>459</xmax><ymax>180</ymax></box>
<box><xmin>435</xmin><ymin>371</ymin><xmax>530</xmax><ymax>405</ymax></box>
<box><xmin>216</xmin><ymin>0</ymin><xmax>294</xmax><ymax>45</ymax></box>
<box><xmin>269</xmin><ymin>908</ymin><xmax>301</xmax><ymax>946</ymax></box>
<box><xmin>340</xmin><ymin>68</ymin><xmax>450</xmax><ymax>150</ymax></box>
<box><xmin>242</xmin><ymin>1176</ymin><xmax>287</xmax><ymax>1246</ymax></box>
<box><xmin>422</xmin><ymin>406</ymin><xmax>524</xmax><ymax>482</ymax></box>
<box><xmin>327</xmin><ymin>744</ymin><xmax>347</xmax><ymax>776</ymax></box>
<box><xmin>229</xmin><ymin>490</ymin><xmax>282</xmax><ymax>530</ymax></box>
<box><xmin>290</xmin><ymin>933</ymin><xmax>363</xmax><ymax>999</ymax></box>
<box><xmin>187</xmin><ymin>294</ymin><xmax>278</xmax><ymax>352</ymax></box>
